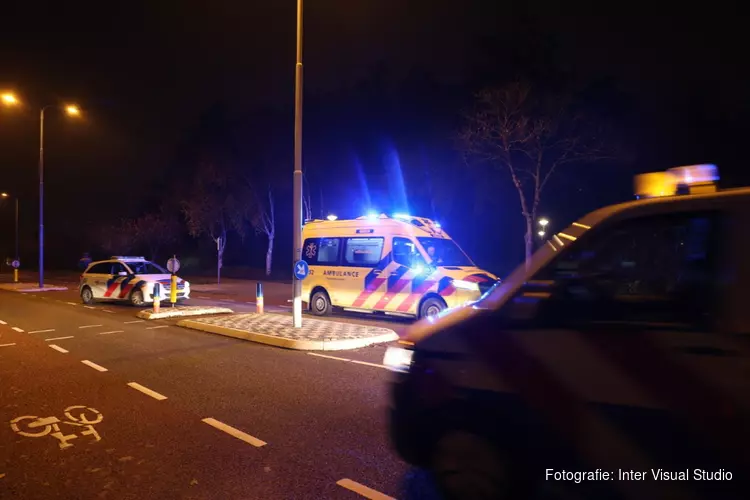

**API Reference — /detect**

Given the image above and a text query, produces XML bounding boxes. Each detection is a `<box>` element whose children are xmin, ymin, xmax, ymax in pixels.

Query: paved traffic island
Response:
<box><xmin>177</xmin><ymin>312</ymin><xmax>399</xmax><ymax>351</ymax></box>
<box><xmin>137</xmin><ymin>305</ymin><xmax>234</xmax><ymax>320</ymax></box>
<box><xmin>0</xmin><ymin>282</ymin><xmax>68</xmax><ymax>292</ymax></box>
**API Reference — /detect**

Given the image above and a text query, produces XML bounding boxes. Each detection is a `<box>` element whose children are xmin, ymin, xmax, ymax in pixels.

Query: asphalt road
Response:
<box><xmin>0</xmin><ymin>289</ymin><xmax>440</xmax><ymax>500</ymax></box>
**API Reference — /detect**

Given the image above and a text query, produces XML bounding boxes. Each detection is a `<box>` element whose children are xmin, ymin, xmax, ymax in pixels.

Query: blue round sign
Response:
<box><xmin>293</xmin><ymin>260</ymin><xmax>309</xmax><ymax>280</ymax></box>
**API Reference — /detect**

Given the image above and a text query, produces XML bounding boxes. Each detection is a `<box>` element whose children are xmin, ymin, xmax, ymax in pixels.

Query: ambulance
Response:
<box><xmin>385</xmin><ymin>164</ymin><xmax>750</xmax><ymax>500</ymax></box>
<box><xmin>300</xmin><ymin>213</ymin><xmax>499</xmax><ymax>319</ymax></box>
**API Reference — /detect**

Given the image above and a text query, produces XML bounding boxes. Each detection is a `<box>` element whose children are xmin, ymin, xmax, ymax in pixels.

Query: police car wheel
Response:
<box><xmin>419</xmin><ymin>297</ymin><xmax>446</xmax><ymax>319</ymax></box>
<box><xmin>130</xmin><ymin>289</ymin><xmax>145</xmax><ymax>307</ymax></box>
<box><xmin>433</xmin><ymin>430</ymin><xmax>511</xmax><ymax>500</ymax></box>
<box><xmin>310</xmin><ymin>290</ymin><xmax>332</xmax><ymax>316</ymax></box>
<box><xmin>80</xmin><ymin>286</ymin><xmax>94</xmax><ymax>304</ymax></box>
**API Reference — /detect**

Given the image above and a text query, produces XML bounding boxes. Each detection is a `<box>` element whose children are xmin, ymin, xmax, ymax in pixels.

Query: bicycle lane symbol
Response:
<box><xmin>10</xmin><ymin>405</ymin><xmax>103</xmax><ymax>450</ymax></box>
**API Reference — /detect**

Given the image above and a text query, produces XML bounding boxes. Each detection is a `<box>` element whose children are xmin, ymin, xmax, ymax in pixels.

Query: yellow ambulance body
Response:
<box><xmin>301</xmin><ymin>214</ymin><xmax>499</xmax><ymax>319</ymax></box>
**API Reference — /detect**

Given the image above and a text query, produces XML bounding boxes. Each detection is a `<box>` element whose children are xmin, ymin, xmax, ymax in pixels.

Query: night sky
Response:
<box><xmin>1</xmin><ymin>1</ymin><xmax>748</xmax><ymax>274</ymax></box>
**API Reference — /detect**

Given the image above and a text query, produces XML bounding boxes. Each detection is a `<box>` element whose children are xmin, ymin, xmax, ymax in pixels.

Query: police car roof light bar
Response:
<box><xmin>111</xmin><ymin>256</ymin><xmax>146</xmax><ymax>261</ymax></box>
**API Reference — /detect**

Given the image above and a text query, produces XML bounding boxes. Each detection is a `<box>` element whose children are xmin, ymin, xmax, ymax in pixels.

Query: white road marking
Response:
<box><xmin>201</xmin><ymin>418</ymin><xmax>266</xmax><ymax>447</ymax></box>
<box><xmin>78</xmin><ymin>324</ymin><xmax>103</xmax><ymax>329</ymax></box>
<box><xmin>84</xmin><ymin>306</ymin><xmax>96</xmax><ymax>309</ymax></box>
<box><xmin>245</xmin><ymin>301</ymin><xmax>256</xmax><ymax>305</ymax></box>
<box><xmin>146</xmin><ymin>325</ymin><xmax>168</xmax><ymax>330</ymax></box>
<box><xmin>98</xmin><ymin>330</ymin><xmax>124</xmax><ymax>335</ymax></box>
<box><xmin>307</xmin><ymin>352</ymin><xmax>388</xmax><ymax>370</ymax></box>
<box><xmin>124</xmin><ymin>320</ymin><xmax>144</xmax><ymax>324</ymax></box>
<box><xmin>45</xmin><ymin>336</ymin><xmax>75</xmax><ymax>342</ymax></box>
<box><xmin>66</xmin><ymin>302</ymin><xmax>77</xmax><ymax>306</ymax></box>
<box><xmin>279</xmin><ymin>305</ymin><xmax>292</xmax><ymax>309</ymax></box>
<box><xmin>11</xmin><ymin>327</ymin><xmax>24</xmax><ymax>333</ymax></box>
<box><xmin>81</xmin><ymin>360</ymin><xmax>108</xmax><ymax>372</ymax></box>
<box><xmin>196</xmin><ymin>296</ymin><xmax>210</xmax><ymax>299</ymax></box>
<box><xmin>220</xmin><ymin>298</ymin><xmax>235</xmax><ymax>302</ymax></box>
<box><xmin>0</xmin><ymin>343</ymin><xmax>16</xmax><ymax>348</ymax></box>
<box><xmin>48</xmin><ymin>344</ymin><xmax>69</xmax><ymax>354</ymax></box>
<box><xmin>28</xmin><ymin>329</ymin><xmax>55</xmax><ymax>334</ymax></box>
<box><xmin>127</xmin><ymin>382</ymin><xmax>167</xmax><ymax>400</ymax></box>
<box><xmin>0</xmin><ymin>320</ymin><xmax>6</xmax><ymax>325</ymax></box>
<box><xmin>336</xmin><ymin>479</ymin><xmax>396</xmax><ymax>500</ymax></box>
<box><xmin>102</xmin><ymin>309</ymin><xmax>115</xmax><ymax>313</ymax></box>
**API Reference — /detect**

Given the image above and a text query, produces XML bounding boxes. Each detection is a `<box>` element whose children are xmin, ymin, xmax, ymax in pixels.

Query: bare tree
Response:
<box><xmin>302</xmin><ymin>173</ymin><xmax>313</xmax><ymax>221</ymax></box>
<box><xmin>182</xmin><ymin>163</ymin><xmax>254</xmax><ymax>284</ymax></box>
<box><xmin>253</xmin><ymin>186</ymin><xmax>275</xmax><ymax>276</ymax></box>
<box><xmin>459</xmin><ymin>81</ymin><xmax>616</xmax><ymax>265</ymax></box>
<box><xmin>131</xmin><ymin>209</ymin><xmax>180</xmax><ymax>262</ymax></box>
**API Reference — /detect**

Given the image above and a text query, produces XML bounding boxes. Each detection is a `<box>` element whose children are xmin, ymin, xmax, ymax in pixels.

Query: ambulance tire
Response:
<box><xmin>80</xmin><ymin>286</ymin><xmax>94</xmax><ymax>305</ymax></box>
<box><xmin>419</xmin><ymin>297</ymin><xmax>446</xmax><ymax>320</ymax></box>
<box><xmin>310</xmin><ymin>289</ymin><xmax>332</xmax><ymax>316</ymax></box>
<box><xmin>130</xmin><ymin>289</ymin><xmax>145</xmax><ymax>307</ymax></box>
<box><xmin>432</xmin><ymin>429</ymin><xmax>516</xmax><ymax>500</ymax></box>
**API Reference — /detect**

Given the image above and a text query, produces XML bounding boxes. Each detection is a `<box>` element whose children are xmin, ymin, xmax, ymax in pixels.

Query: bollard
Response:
<box><xmin>170</xmin><ymin>274</ymin><xmax>178</xmax><ymax>307</ymax></box>
<box><xmin>13</xmin><ymin>268</ymin><xmax>18</xmax><ymax>283</ymax></box>
<box><xmin>153</xmin><ymin>282</ymin><xmax>161</xmax><ymax>314</ymax></box>
<box><xmin>256</xmin><ymin>282</ymin><xmax>264</xmax><ymax>314</ymax></box>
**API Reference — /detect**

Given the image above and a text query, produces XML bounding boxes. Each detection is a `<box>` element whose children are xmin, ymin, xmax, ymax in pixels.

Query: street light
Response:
<box><xmin>0</xmin><ymin>192</ymin><xmax>20</xmax><ymax>282</ymax></box>
<box><xmin>38</xmin><ymin>103</ymin><xmax>82</xmax><ymax>288</ymax></box>
<box><xmin>292</xmin><ymin>0</ymin><xmax>304</xmax><ymax>328</ymax></box>
<box><xmin>538</xmin><ymin>218</ymin><xmax>549</xmax><ymax>227</ymax></box>
<box><xmin>1</xmin><ymin>93</ymin><xmax>18</xmax><ymax>105</ymax></box>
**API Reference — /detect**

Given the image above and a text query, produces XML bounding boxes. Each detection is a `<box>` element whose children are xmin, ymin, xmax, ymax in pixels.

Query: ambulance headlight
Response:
<box><xmin>383</xmin><ymin>346</ymin><xmax>414</xmax><ymax>373</ymax></box>
<box><xmin>452</xmin><ymin>279</ymin><xmax>479</xmax><ymax>291</ymax></box>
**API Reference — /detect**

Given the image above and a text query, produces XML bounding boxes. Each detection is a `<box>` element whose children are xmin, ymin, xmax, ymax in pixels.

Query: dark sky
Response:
<box><xmin>1</xmin><ymin>1</ymin><xmax>748</xmax><ymax>271</ymax></box>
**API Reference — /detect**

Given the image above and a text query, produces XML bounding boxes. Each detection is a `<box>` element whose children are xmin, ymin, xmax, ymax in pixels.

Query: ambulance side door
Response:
<box><xmin>302</xmin><ymin>236</ymin><xmax>340</xmax><ymax>303</ymax></box>
<box><xmin>385</xmin><ymin>236</ymin><xmax>423</xmax><ymax>312</ymax></box>
<box><xmin>343</xmin><ymin>236</ymin><xmax>387</xmax><ymax>310</ymax></box>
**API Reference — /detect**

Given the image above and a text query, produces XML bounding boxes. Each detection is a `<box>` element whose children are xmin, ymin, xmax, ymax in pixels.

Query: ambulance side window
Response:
<box><xmin>536</xmin><ymin>211</ymin><xmax>720</xmax><ymax>327</ymax></box>
<box><xmin>393</xmin><ymin>237</ymin><xmax>417</xmax><ymax>267</ymax></box>
<box><xmin>344</xmin><ymin>237</ymin><xmax>384</xmax><ymax>267</ymax></box>
<box><xmin>303</xmin><ymin>238</ymin><xmax>340</xmax><ymax>265</ymax></box>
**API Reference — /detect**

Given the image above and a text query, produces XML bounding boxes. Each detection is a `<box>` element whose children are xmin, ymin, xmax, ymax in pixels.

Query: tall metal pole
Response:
<box><xmin>14</xmin><ymin>197</ymin><xmax>19</xmax><ymax>261</ymax></box>
<box><xmin>292</xmin><ymin>0</ymin><xmax>304</xmax><ymax>328</ymax></box>
<box><xmin>38</xmin><ymin>107</ymin><xmax>45</xmax><ymax>289</ymax></box>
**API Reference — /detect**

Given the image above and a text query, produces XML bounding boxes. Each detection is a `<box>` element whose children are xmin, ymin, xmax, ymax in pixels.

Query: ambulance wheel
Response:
<box><xmin>419</xmin><ymin>297</ymin><xmax>446</xmax><ymax>319</ymax></box>
<box><xmin>80</xmin><ymin>286</ymin><xmax>94</xmax><ymax>305</ymax></box>
<box><xmin>310</xmin><ymin>290</ymin><xmax>332</xmax><ymax>316</ymax></box>
<box><xmin>130</xmin><ymin>289</ymin><xmax>145</xmax><ymax>307</ymax></box>
<box><xmin>432</xmin><ymin>430</ymin><xmax>514</xmax><ymax>500</ymax></box>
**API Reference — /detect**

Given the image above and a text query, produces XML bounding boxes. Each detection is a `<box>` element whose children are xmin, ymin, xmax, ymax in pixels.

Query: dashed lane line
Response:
<box><xmin>81</xmin><ymin>360</ymin><xmax>108</xmax><ymax>372</ymax></box>
<box><xmin>45</xmin><ymin>336</ymin><xmax>75</xmax><ymax>342</ymax></box>
<box><xmin>124</xmin><ymin>320</ymin><xmax>144</xmax><ymax>324</ymax></box>
<box><xmin>127</xmin><ymin>382</ymin><xmax>167</xmax><ymax>401</ymax></box>
<box><xmin>78</xmin><ymin>324</ymin><xmax>103</xmax><ymax>329</ymax></box>
<box><xmin>66</xmin><ymin>302</ymin><xmax>78</xmax><ymax>306</ymax></box>
<box><xmin>0</xmin><ymin>320</ymin><xmax>6</xmax><ymax>325</ymax></box>
<box><xmin>48</xmin><ymin>344</ymin><xmax>69</xmax><ymax>354</ymax></box>
<box><xmin>11</xmin><ymin>327</ymin><xmax>24</xmax><ymax>333</ymax></box>
<box><xmin>102</xmin><ymin>309</ymin><xmax>115</xmax><ymax>313</ymax></box>
<box><xmin>0</xmin><ymin>343</ymin><xmax>16</xmax><ymax>348</ymax></box>
<box><xmin>28</xmin><ymin>329</ymin><xmax>55</xmax><ymax>334</ymax></box>
<box><xmin>201</xmin><ymin>418</ymin><xmax>267</xmax><ymax>447</ymax></box>
<box><xmin>146</xmin><ymin>325</ymin><xmax>168</xmax><ymax>330</ymax></box>
<box><xmin>84</xmin><ymin>305</ymin><xmax>96</xmax><ymax>309</ymax></box>
<box><xmin>307</xmin><ymin>352</ymin><xmax>388</xmax><ymax>370</ymax></box>
<box><xmin>98</xmin><ymin>330</ymin><xmax>124</xmax><ymax>335</ymax></box>
<box><xmin>336</xmin><ymin>479</ymin><xmax>396</xmax><ymax>500</ymax></box>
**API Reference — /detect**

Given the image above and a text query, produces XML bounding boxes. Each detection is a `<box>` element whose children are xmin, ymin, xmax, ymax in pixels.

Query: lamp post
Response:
<box><xmin>537</xmin><ymin>218</ymin><xmax>550</xmax><ymax>239</ymax></box>
<box><xmin>292</xmin><ymin>0</ymin><xmax>304</xmax><ymax>328</ymax></box>
<box><xmin>38</xmin><ymin>104</ymin><xmax>81</xmax><ymax>288</ymax></box>
<box><xmin>1</xmin><ymin>192</ymin><xmax>19</xmax><ymax>282</ymax></box>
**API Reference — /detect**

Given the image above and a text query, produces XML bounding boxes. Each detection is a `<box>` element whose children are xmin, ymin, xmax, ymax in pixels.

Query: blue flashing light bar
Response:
<box><xmin>326</xmin><ymin>214</ymin><xmax>338</xmax><ymax>221</ymax></box>
<box><xmin>393</xmin><ymin>213</ymin><xmax>411</xmax><ymax>220</ymax></box>
<box><xmin>366</xmin><ymin>211</ymin><xmax>379</xmax><ymax>221</ymax></box>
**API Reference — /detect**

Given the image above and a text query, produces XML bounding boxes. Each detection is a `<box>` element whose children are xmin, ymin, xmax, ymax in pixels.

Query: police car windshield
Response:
<box><xmin>417</xmin><ymin>238</ymin><xmax>474</xmax><ymax>267</ymax></box>
<box><xmin>125</xmin><ymin>261</ymin><xmax>168</xmax><ymax>275</ymax></box>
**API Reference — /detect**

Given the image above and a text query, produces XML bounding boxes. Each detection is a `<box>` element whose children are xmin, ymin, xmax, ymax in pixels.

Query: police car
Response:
<box><xmin>79</xmin><ymin>256</ymin><xmax>190</xmax><ymax>306</ymax></box>
<box><xmin>386</xmin><ymin>165</ymin><xmax>749</xmax><ymax>500</ymax></box>
<box><xmin>301</xmin><ymin>213</ymin><xmax>499</xmax><ymax>319</ymax></box>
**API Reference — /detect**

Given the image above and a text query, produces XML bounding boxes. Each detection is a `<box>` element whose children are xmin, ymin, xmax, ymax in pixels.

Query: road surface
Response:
<box><xmin>0</xmin><ymin>288</ymin><xmax>439</xmax><ymax>499</ymax></box>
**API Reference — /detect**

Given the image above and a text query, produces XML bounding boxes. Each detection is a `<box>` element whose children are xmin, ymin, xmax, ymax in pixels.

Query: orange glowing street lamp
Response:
<box><xmin>2</xmin><ymin>92</ymin><xmax>19</xmax><ymax>105</ymax></box>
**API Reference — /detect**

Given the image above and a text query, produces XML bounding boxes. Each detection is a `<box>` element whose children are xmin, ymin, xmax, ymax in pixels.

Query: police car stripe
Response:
<box><xmin>103</xmin><ymin>278</ymin><xmax>122</xmax><ymax>297</ymax></box>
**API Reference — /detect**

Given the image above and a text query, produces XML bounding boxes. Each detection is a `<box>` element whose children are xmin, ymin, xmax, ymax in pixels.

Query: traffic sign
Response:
<box><xmin>293</xmin><ymin>260</ymin><xmax>309</xmax><ymax>280</ymax></box>
<box><xmin>166</xmin><ymin>257</ymin><xmax>181</xmax><ymax>274</ymax></box>
<box><xmin>11</xmin><ymin>259</ymin><xmax>20</xmax><ymax>269</ymax></box>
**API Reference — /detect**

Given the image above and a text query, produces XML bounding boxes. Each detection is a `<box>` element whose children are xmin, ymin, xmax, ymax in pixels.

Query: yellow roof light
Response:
<box><xmin>634</xmin><ymin>164</ymin><xmax>719</xmax><ymax>198</ymax></box>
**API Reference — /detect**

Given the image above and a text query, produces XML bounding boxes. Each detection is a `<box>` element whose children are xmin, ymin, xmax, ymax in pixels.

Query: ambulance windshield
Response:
<box><xmin>418</xmin><ymin>237</ymin><xmax>474</xmax><ymax>267</ymax></box>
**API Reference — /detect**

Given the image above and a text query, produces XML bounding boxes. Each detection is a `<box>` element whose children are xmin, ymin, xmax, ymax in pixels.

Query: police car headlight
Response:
<box><xmin>383</xmin><ymin>347</ymin><xmax>414</xmax><ymax>373</ymax></box>
<box><xmin>452</xmin><ymin>279</ymin><xmax>479</xmax><ymax>291</ymax></box>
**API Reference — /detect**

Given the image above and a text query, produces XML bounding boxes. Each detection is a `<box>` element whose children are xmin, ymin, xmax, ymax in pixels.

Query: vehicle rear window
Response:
<box><xmin>303</xmin><ymin>238</ymin><xmax>340</xmax><ymax>265</ymax></box>
<box><xmin>86</xmin><ymin>263</ymin><xmax>112</xmax><ymax>274</ymax></box>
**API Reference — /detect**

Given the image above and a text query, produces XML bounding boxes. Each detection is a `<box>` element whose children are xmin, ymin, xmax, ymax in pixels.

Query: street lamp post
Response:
<box><xmin>292</xmin><ymin>0</ymin><xmax>304</xmax><ymax>328</ymax></box>
<box><xmin>38</xmin><ymin>104</ymin><xmax>80</xmax><ymax>289</ymax></box>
